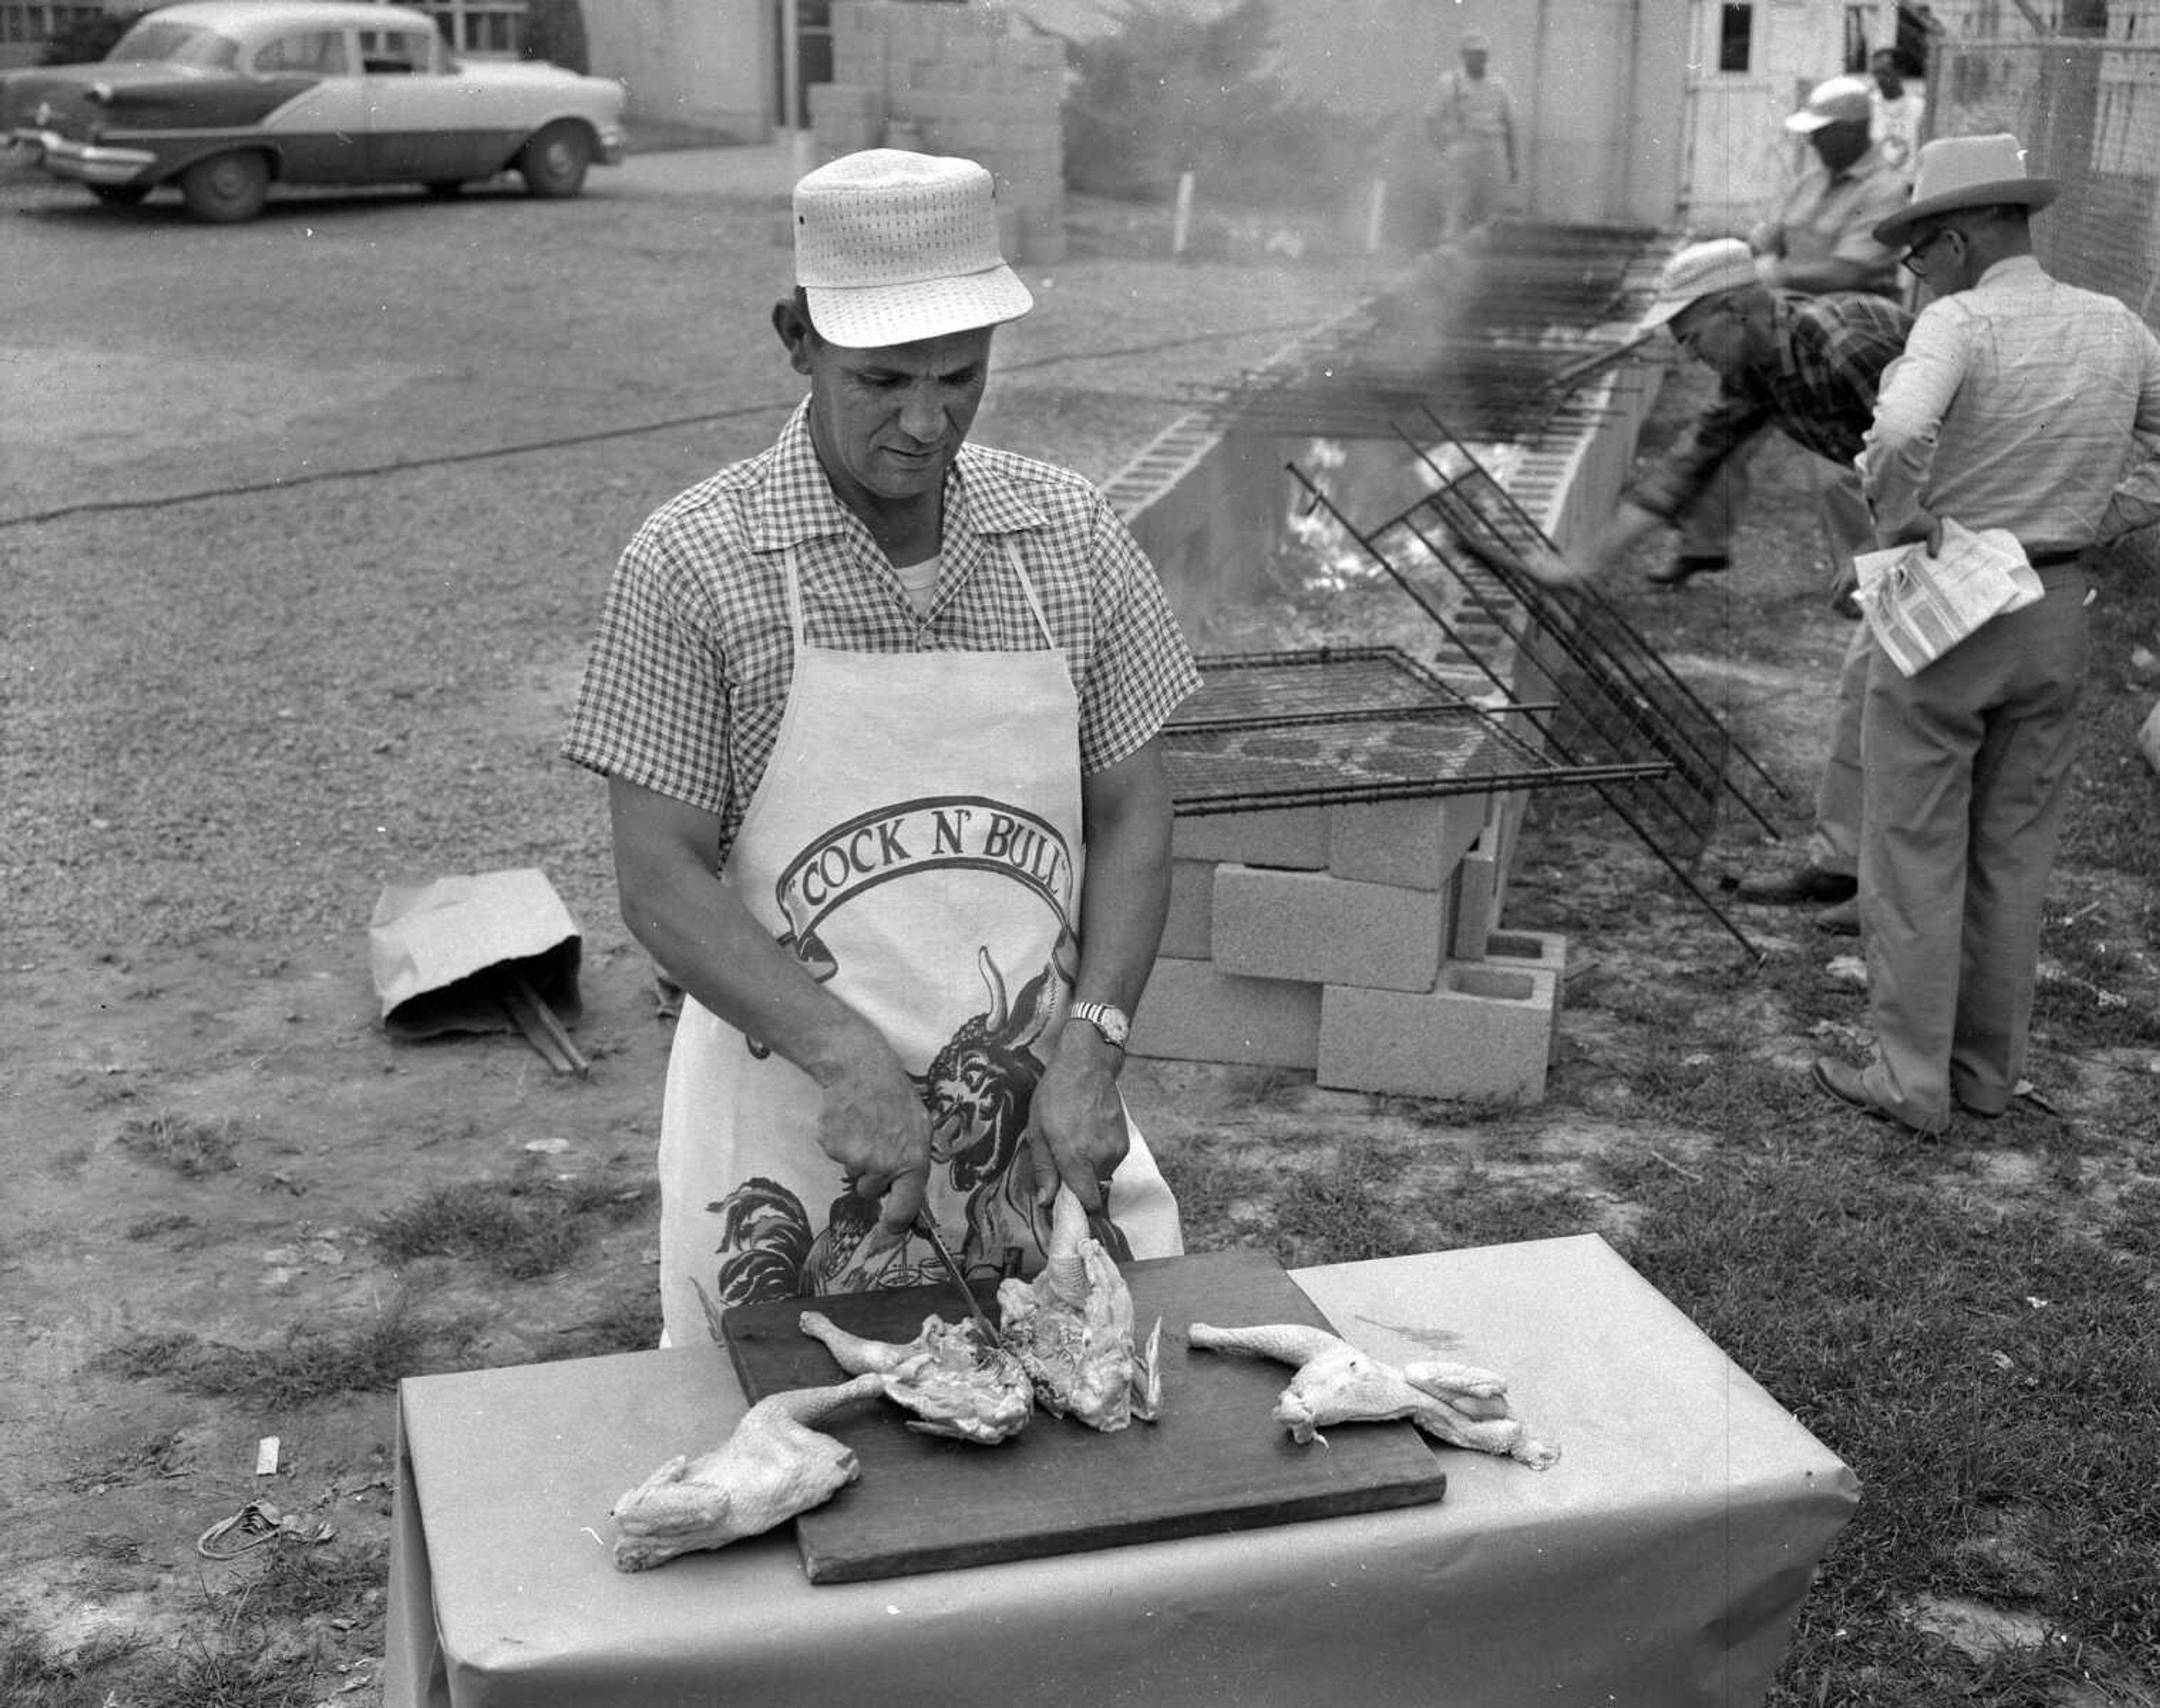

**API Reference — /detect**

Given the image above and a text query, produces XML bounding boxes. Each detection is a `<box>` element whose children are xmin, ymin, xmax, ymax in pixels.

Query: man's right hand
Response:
<box><xmin>806</xmin><ymin>1020</ymin><xmax>933</xmax><ymax>1250</ymax></box>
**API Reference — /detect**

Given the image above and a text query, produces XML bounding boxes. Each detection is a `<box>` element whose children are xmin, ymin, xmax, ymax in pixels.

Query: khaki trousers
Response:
<box><xmin>1802</xmin><ymin>462</ymin><xmax>1876</xmax><ymax>877</ymax></box>
<box><xmin>1857</xmin><ymin>566</ymin><xmax>2090</xmax><ymax>1130</ymax></box>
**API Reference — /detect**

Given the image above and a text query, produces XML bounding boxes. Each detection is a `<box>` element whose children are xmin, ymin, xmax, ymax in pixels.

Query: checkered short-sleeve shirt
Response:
<box><xmin>562</xmin><ymin>401</ymin><xmax>1201</xmax><ymax>865</ymax></box>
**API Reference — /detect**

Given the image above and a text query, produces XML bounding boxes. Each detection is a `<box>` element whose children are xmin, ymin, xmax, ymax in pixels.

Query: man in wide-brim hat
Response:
<box><xmin>1811</xmin><ymin>133</ymin><xmax>2160</xmax><ymax>1135</ymax></box>
<box><xmin>565</xmin><ymin>149</ymin><xmax>1194</xmax><ymax>1341</ymax></box>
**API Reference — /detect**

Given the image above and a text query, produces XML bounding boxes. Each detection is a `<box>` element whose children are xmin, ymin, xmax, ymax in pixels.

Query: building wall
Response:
<box><xmin>1259</xmin><ymin>0</ymin><xmax>1691</xmax><ymax>232</ymax></box>
<box><xmin>586</xmin><ymin>0</ymin><xmax>773</xmax><ymax>138</ymax></box>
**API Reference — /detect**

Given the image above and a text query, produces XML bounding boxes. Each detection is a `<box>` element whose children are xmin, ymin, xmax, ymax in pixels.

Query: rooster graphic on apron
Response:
<box><xmin>657</xmin><ymin>537</ymin><xmax>1182</xmax><ymax>1347</ymax></box>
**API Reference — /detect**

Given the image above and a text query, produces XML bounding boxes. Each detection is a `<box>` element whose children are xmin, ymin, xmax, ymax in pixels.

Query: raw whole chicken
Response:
<box><xmin>610</xmin><ymin>1374</ymin><xmax>884</xmax><ymax>1571</ymax></box>
<box><xmin>1187</xmin><ymin>1321</ymin><xmax>1559</xmax><ymax>1468</ymax></box>
<box><xmin>996</xmin><ymin>1186</ymin><xmax>1162</xmax><ymax>1431</ymax></box>
<box><xmin>798</xmin><ymin>1310</ymin><xmax>1033</xmax><ymax>1445</ymax></box>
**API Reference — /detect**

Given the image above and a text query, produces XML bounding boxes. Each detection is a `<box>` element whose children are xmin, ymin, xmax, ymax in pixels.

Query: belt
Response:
<box><xmin>2027</xmin><ymin>547</ymin><xmax>2086</xmax><ymax>569</ymax></box>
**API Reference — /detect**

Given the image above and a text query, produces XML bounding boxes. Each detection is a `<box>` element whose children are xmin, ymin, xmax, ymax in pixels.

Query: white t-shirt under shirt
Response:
<box><xmin>895</xmin><ymin>552</ymin><xmax>940</xmax><ymax>615</ymax></box>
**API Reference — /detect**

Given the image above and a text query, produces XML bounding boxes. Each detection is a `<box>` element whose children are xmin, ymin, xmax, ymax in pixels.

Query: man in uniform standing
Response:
<box><xmin>1423</xmin><ymin>28</ymin><xmax>1517</xmax><ymax>241</ymax></box>
<box><xmin>565</xmin><ymin>150</ymin><xmax>1196</xmax><ymax>1341</ymax></box>
<box><xmin>1814</xmin><ymin>133</ymin><xmax>2160</xmax><ymax>1134</ymax></box>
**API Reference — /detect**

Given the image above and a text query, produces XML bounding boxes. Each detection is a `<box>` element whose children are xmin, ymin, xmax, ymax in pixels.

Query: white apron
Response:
<box><xmin>657</xmin><ymin>538</ymin><xmax>1182</xmax><ymax>1347</ymax></box>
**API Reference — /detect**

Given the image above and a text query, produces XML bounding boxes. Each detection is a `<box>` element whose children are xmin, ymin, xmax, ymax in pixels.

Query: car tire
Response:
<box><xmin>424</xmin><ymin>181</ymin><xmax>466</xmax><ymax>199</ymax></box>
<box><xmin>181</xmin><ymin>151</ymin><xmax>269</xmax><ymax>223</ymax></box>
<box><xmin>516</xmin><ymin>122</ymin><xmax>591</xmax><ymax>199</ymax></box>
<box><xmin>89</xmin><ymin>184</ymin><xmax>151</xmax><ymax>206</ymax></box>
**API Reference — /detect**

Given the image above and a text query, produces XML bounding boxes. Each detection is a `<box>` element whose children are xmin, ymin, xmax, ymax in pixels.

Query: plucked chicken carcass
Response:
<box><xmin>798</xmin><ymin>1310</ymin><xmax>1033</xmax><ymax>1444</ymax></box>
<box><xmin>610</xmin><ymin>1374</ymin><xmax>884</xmax><ymax>1571</ymax></box>
<box><xmin>996</xmin><ymin>1186</ymin><xmax>1162</xmax><ymax>1431</ymax></box>
<box><xmin>1187</xmin><ymin>1321</ymin><xmax>1558</xmax><ymax>1468</ymax></box>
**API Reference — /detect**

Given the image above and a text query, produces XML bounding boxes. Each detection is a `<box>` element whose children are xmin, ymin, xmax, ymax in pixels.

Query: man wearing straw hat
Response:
<box><xmin>565</xmin><ymin>150</ymin><xmax>1196</xmax><ymax>1341</ymax></box>
<box><xmin>1811</xmin><ymin>133</ymin><xmax>2160</xmax><ymax>1134</ymax></box>
<box><xmin>1660</xmin><ymin>75</ymin><xmax>1910</xmax><ymax>593</ymax></box>
<box><xmin>1524</xmin><ymin>236</ymin><xmax>1912</xmax><ymax>936</ymax></box>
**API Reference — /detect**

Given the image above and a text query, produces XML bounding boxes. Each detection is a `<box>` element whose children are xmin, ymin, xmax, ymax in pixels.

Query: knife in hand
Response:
<box><xmin>912</xmin><ymin>1209</ymin><xmax>1004</xmax><ymax>1347</ymax></box>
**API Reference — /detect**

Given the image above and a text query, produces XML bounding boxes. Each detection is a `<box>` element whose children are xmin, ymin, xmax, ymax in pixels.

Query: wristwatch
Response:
<box><xmin>1068</xmin><ymin>1000</ymin><xmax>1131</xmax><ymax>1051</ymax></box>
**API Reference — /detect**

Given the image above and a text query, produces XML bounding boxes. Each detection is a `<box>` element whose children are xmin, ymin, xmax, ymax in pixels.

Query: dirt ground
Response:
<box><xmin>5</xmin><ymin>148</ymin><xmax>2158</xmax><ymax>1706</ymax></box>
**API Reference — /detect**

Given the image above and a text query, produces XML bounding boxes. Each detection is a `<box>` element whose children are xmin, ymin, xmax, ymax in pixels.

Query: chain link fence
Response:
<box><xmin>1928</xmin><ymin>30</ymin><xmax>2160</xmax><ymax>332</ymax></box>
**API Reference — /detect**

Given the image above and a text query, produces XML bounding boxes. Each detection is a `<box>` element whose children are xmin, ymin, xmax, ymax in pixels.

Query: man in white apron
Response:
<box><xmin>564</xmin><ymin>150</ymin><xmax>1198</xmax><ymax>1346</ymax></box>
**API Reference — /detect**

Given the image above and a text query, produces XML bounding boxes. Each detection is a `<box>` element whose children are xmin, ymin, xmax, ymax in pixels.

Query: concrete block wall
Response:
<box><xmin>817</xmin><ymin>1</ymin><xmax>1067</xmax><ymax>264</ymax></box>
<box><xmin>1110</xmin><ymin>259</ymin><xmax>1672</xmax><ymax>1102</ymax></box>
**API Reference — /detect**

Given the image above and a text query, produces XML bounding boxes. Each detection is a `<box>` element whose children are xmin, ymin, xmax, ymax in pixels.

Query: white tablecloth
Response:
<box><xmin>384</xmin><ymin>1233</ymin><xmax>1857</xmax><ymax>1707</ymax></box>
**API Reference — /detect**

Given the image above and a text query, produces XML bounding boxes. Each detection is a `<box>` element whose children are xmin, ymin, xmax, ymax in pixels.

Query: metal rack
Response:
<box><xmin>1164</xmin><ymin>646</ymin><xmax>1667</xmax><ymax>815</ymax></box>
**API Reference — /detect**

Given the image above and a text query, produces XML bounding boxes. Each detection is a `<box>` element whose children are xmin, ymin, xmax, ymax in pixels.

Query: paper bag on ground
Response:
<box><xmin>1852</xmin><ymin>519</ymin><xmax>2046</xmax><ymax>677</ymax></box>
<box><xmin>368</xmin><ymin>868</ymin><xmax>582</xmax><ymax>1040</ymax></box>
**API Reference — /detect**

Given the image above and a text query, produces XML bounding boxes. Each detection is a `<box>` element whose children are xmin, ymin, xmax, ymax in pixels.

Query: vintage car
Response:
<box><xmin>1</xmin><ymin>0</ymin><xmax>627</xmax><ymax>221</ymax></box>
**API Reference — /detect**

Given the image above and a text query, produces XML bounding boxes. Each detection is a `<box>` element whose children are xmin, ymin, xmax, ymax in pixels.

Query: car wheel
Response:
<box><xmin>181</xmin><ymin>152</ymin><xmax>269</xmax><ymax>223</ymax></box>
<box><xmin>89</xmin><ymin>184</ymin><xmax>151</xmax><ymax>206</ymax></box>
<box><xmin>517</xmin><ymin>122</ymin><xmax>591</xmax><ymax>199</ymax></box>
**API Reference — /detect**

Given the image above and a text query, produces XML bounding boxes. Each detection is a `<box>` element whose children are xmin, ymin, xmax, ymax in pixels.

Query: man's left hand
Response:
<box><xmin>1026</xmin><ymin>1020</ymin><xmax>1130</xmax><ymax>1213</ymax></box>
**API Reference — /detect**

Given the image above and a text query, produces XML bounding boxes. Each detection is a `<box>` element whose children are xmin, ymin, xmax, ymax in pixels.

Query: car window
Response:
<box><xmin>251</xmin><ymin>30</ymin><xmax>350</xmax><ymax>76</ymax></box>
<box><xmin>106</xmin><ymin>20</ymin><xmax>242</xmax><ymax>69</ymax></box>
<box><xmin>357</xmin><ymin>28</ymin><xmax>440</xmax><ymax>75</ymax></box>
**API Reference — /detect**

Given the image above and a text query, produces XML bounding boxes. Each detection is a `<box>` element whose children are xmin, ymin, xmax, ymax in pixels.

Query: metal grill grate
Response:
<box><xmin>1164</xmin><ymin>648</ymin><xmax>1666</xmax><ymax>814</ymax></box>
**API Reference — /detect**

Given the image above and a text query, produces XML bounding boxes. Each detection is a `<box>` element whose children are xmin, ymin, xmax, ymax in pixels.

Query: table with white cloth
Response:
<box><xmin>382</xmin><ymin>1234</ymin><xmax>1858</xmax><ymax>1708</ymax></box>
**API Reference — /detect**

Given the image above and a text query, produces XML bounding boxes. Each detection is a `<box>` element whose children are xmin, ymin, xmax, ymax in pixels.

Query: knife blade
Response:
<box><xmin>912</xmin><ymin>1209</ymin><xmax>1004</xmax><ymax>1347</ymax></box>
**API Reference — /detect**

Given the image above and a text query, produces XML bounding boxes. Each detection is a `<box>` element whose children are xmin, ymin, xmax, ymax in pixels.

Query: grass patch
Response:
<box><xmin>94</xmin><ymin>1298</ymin><xmax>471</xmax><ymax>1408</ymax></box>
<box><xmin>0</xmin><ymin>1617</ymin><xmax>144</xmax><ymax>1708</ymax></box>
<box><xmin>115</xmin><ymin>1112</ymin><xmax>238</xmax><ymax>1176</ymax></box>
<box><xmin>1584</xmin><ymin>1144</ymin><xmax>2160</xmax><ymax>1700</ymax></box>
<box><xmin>228</xmin><ymin>1538</ymin><xmax>385</xmax><ymax>1624</ymax></box>
<box><xmin>370</xmin><ymin>1170</ymin><xmax>655</xmax><ymax>1280</ymax></box>
<box><xmin>534</xmin><ymin>1283</ymin><xmax>666</xmax><ymax>1362</ymax></box>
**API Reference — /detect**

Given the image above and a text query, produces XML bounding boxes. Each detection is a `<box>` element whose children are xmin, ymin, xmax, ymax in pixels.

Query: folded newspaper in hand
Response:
<box><xmin>1851</xmin><ymin>519</ymin><xmax>2046</xmax><ymax>677</ymax></box>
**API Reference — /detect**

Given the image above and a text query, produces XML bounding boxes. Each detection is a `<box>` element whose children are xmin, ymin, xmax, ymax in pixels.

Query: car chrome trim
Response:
<box><xmin>9</xmin><ymin>128</ymin><xmax>159</xmax><ymax>185</ymax></box>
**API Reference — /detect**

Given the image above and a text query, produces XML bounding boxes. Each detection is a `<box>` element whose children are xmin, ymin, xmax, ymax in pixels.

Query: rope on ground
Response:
<box><xmin>196</xmin><ymin>1499</ymin><xmax>334</xmax><ymax>1559</ymax></box>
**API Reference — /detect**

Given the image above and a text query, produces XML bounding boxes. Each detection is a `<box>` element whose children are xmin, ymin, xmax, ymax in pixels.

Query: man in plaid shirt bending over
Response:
<box><xmin>1526</xmin><ymin>237</ymin><xmax>1913</xmax><ymax>936</ymax></box>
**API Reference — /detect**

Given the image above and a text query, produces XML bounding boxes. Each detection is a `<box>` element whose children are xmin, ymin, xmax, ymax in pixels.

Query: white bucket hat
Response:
<box><xmin>1872</xmin><ymin>132</ymin><xmax>2059</xmax><ymax>246</ymax></box>
<box><xmin>793</xmin><ymin>149</ymin><xmax>1034</xmax><ymax>348</ymax></box>
<box><xmin>1637</xmin><ymin>238</ymin><xmax>1761</xmax><ymax>329</ymax></box>
<box><xmin>1784</xmin><ymin>74</ymin><xmax>1874</xmax><ymax>133</ymax></box>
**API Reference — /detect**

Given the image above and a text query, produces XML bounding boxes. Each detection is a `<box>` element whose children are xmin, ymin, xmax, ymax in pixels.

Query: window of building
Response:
<box><xmin>1718</xmin><ymin>4</ymin><xmax>1752</xmax><ymax>74</ymax></box>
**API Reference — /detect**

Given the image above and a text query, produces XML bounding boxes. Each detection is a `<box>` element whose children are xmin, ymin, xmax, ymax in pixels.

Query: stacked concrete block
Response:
<box><xmin>1130</xmin><ymin>958</ymin><xmax>1322</xmax><ymax>1070</ymax></box>
<box><xmin>1319</xmin><ymin>931</ymin><xmax>1567</xmax><ymax>1105</ymax></box>
<box><xmin>1104</xmin><ymin>421</ymin><xmax>1286</xmax><ymax>631</ymax></box>
<box><xmin>816</xmin><ymin>1</ymin><xmax>1066</xmax><ymax>263</ymax></box>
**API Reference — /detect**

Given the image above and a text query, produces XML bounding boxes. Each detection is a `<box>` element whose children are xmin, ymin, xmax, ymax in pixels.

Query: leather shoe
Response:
<box><xmin>1815</xmin><ymin>897</ymin><xmax>1860</xmax><ymax>936</ymax></box>
<box><xmin>1811</xmin><ymin>1057</ymin><xmax>1892</xmax><ymax>1123</ymax></box>
<box><xmin>1731</xmin><ymin>863</ymin><xmax>1857</xmax><ymax>905</ymax></box>
<box><xmin>1646</xmin><ymin>552</ymin><xmax>1729</xmax><ymax>587</ymax></box>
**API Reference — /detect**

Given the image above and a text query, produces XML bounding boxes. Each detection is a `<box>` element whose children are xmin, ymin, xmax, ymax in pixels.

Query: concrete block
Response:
<box><xmin>1130</xmin><ymin>958</ymin><xmax>1321</xmax><ymax>1069</ymax></box>
<box><xmin>1486</xmin><ymin>928</ymin><xmax>1567</xmax><ymax>981</ymax></box>
<box><xmin>1172</xmin><ymin>808</ymin><xmax>1329</xmax><ymax>870</ymax></box>
<box><xmin>1328</xmin><ymin>793</ymin><xmax>1488</xmax><ymax>892</ymax></box>
<box><xmin>1318</xmin><ymin>959</ymin><xmax>1559</xmax><ymax>1103</ymax></box>
<box><xmin>1158</xmin><ymin>860</ymin><xmax>1215</xmax><ymax>959</ymax></box>
<box><xmin>1450</xmin><ymin>839</ymin><xmax>1498</xmax><ymax>960</ymax></box>
<box><xmin>1213</xmin><ymin>865</ymin><xmax>1448</xmax><ymax>994</ymax></box>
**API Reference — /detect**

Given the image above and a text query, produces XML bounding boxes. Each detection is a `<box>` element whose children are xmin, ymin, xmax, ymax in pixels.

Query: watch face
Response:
<box><xmin>1077</xmin><ymin>1003</ymin><xmax>1129</xmax><ymax>1046</ymax></box>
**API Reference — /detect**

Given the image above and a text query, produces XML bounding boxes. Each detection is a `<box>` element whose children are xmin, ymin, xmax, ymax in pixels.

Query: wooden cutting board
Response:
<box><xmin>720</xmin><ymin>1247</ymin><xmax>1447</xmax><ymax>1584</ymax></box>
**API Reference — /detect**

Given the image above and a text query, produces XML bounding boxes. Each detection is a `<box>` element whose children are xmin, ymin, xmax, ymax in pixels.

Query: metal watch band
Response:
<box><xmin>1068</xmin><ymin>1000</ymin><xmax>1131</xmax><ymax>1050</ymax></box>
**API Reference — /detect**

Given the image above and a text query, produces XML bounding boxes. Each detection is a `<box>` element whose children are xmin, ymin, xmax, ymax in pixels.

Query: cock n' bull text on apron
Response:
<box><xmin>656</xmin><ymin>538</ymin><xmax>1182</xmax><ymax>1347</ymax></box>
